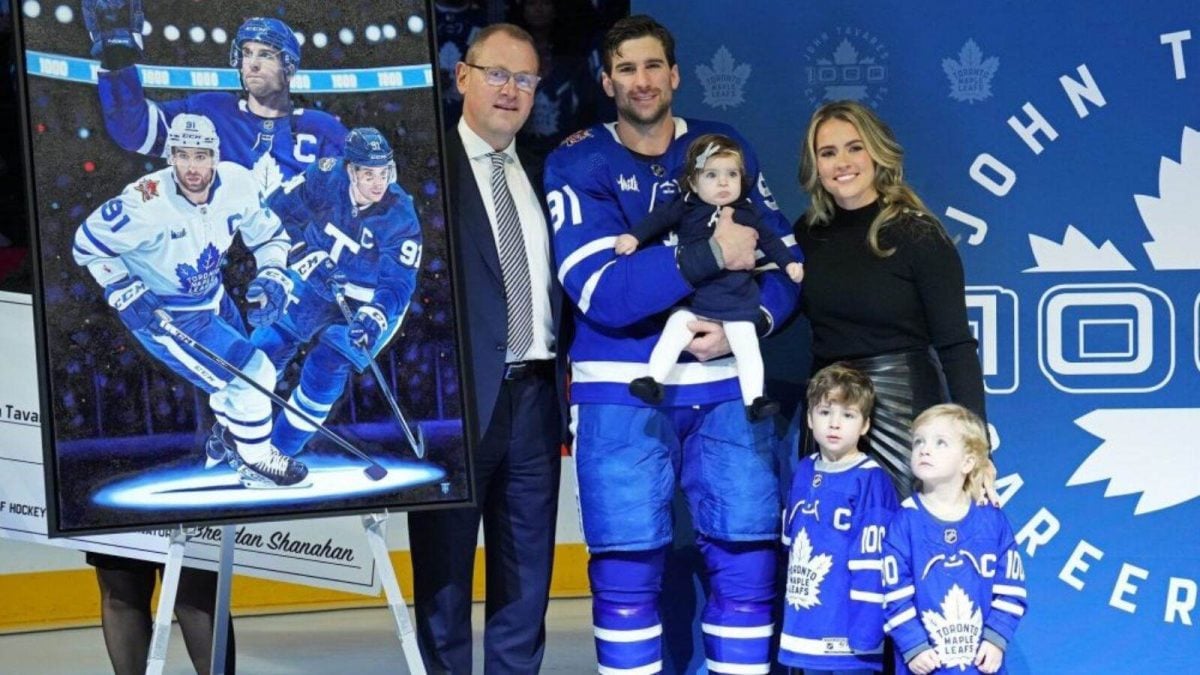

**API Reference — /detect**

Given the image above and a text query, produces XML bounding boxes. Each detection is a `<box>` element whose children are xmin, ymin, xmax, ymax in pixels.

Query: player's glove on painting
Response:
<box><xmin>83</xmin><ymin>0</ymin><xmax>144</xmax><ymax>69</ymax></box>
<box><xmin>290</xmin><ymin>248</ymin><xmax>345</xmax><ymax>302</ymax></box>
<box><xmin>105</xmin><ymin>276</ymin><xmax>166</xmax><ymax>335</ymax></box>
<box><xmin>245</xmin><ymin>267</ymin><xmax>293</xmax><ymax>327</ymax></box>
<box><xmin>348</xmin><ymin>305</ymin><xmax>388</xmax><ymax>351</ymax></box>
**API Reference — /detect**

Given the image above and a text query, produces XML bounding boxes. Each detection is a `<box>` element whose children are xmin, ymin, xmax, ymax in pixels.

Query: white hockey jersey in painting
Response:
<box><xmin>73</xmin><ymin>162</ymin><xmax>288</xmax><ymax>312</ymax></box>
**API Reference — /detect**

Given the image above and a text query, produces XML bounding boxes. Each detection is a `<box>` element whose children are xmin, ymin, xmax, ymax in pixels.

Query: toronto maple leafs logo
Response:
<box><xmin>251</xmin><ymin>153</ymin><xmax>284</xmax><ymax>194</ymax></box>
<box><xmin>803</xmin><ymin>27</ymin><xmax>890</xmax><ymax>108</ymax></box>
<box><xmin>921</xmin><ymin>585</ymin><xmax>983</xmax><ymax>670</ymax></box>
<box><xmin>695</xmin><ymin>46</ymin><xmax>750</xmax><ymax>110</ymax></box>
<box><xmin>943</xmin><ymin>39</ymin><xmax>999</xmax><ymax>104</ymax></box>
<box><xmin>175</xmin><ymin>243</ymin><xmax>222</xmax><ymax>296</ymax></box>
<box><xmin>785</xmin><ymin>528</ymin><xmax>833</xmax><ymax>610</ymax></box>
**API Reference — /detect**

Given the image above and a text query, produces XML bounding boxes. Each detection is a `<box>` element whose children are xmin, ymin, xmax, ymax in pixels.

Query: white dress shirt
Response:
<box><xmin>457</xmin><ymin>117</ymin><xmax>555</xmax><ymax>363</ymax></box>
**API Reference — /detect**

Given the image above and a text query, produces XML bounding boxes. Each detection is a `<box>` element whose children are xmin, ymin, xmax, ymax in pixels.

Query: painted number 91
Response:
<box><xmin>399</xmin><ymin>240</ymin><xmax>422</xmax><ymax>267</ymax></box>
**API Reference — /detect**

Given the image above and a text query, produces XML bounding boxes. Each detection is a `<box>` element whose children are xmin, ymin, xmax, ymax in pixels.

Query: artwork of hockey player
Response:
<box><xmin>19</xmin><ymin>0</ymin><xmax>464</xmax><ymax>536</ymax></box>
<box><xmin>85</xmin><ymin>0</ymin><xmax>348</xmax><ymax>191</ymax></box>
<box><xmin>72</xmin><ymin>114</ymin><xmax>309</xmax><ymax>488</ymax></box>
<box><xmin>248</xmin><ymin>127</ymin><xmax>423</xmax><ymax>461</ymax></box>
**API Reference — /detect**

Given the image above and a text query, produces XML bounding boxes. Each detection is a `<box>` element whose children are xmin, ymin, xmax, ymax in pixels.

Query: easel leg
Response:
<box><xmin>209</xmin><ymin>524</ymin><xmax>235</xmax><ymax>675</ymax></box>
<box><xmin>362</xmin><ymin>513</ymin><xmax>426</xmax><ymax>675</ymax></box>
<box><xmin>145</xmin><ymin>526</ymin><xmax>189</xmax><ymax>675</ymax></box>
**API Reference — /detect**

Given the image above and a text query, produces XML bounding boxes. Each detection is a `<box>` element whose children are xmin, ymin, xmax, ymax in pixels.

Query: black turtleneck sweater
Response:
<box><xmin>794</xmin><ymin>201</ymin><xmax>986</xmax><ymax>420</ymax></box>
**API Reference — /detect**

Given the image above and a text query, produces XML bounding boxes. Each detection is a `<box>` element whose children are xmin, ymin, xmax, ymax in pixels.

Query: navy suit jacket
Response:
<box><xmin>445</xmin><ymin>128</ymin><xmax>568</xmax><ymax>446</ymax></box>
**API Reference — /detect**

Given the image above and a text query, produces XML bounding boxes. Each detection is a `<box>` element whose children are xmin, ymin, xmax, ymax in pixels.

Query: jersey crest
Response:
<box><xmin>561</xmin><ymin>128</ymin><xmax>593</xmax><ymax>147</ymax></box>
<box><xmin>920</xmin><ymin>584</ymin><xmax>984</xmax><ymax>670</ymax></box>
<box><xmin>785</xmin><ymin>527</ymin><xmax>834</xmax><ymax>610</ymax></box>
<box><xmin>134</xmin><ymin>178</ymin><xmax>160</xmax><ymax>202</ymax></box>
<box><xmin>174</xmin><ymin>242</ymin><xmax>222</xmax><ymax>296</ymax></box>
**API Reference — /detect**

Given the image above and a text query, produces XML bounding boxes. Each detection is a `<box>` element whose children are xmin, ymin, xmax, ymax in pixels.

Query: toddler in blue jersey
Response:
<box><xmin>780</xmin><ymin>363</ymin><xmax>899</xmax><ymax>674</ymax></box>
<box><xmin>882</xmin><ymin>405</ymin><xmax>1026</xmax><ymax>675</ymax></box>
<box><xmin>613</xmin><ymin>133</ymin><xmax>804</xmax><ymax>421</ymax></box>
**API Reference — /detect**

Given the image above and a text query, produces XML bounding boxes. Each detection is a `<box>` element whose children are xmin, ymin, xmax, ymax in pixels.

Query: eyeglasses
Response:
<box><xmin>464</xmin><ymin>63</ymin><xmax>540</xmax><ymax>93</ymax></box>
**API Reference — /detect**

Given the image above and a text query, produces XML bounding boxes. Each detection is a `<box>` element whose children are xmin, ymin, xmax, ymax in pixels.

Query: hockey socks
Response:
<box><xmin>589</xmin><ymin>548</ymin><xmax>666</xmax><ymax>674</ymax></box>
<box><xmin>272</xmin><ymin>342</ymin><xmax>352</xmax><ymax>456</ymax></box>
<box><xmin>698</xmin><ymin>536</ymin><xmax>776</xmax><ymax>675</ymax></box>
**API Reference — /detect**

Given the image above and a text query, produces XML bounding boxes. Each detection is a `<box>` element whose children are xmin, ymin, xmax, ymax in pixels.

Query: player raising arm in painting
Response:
<box><xmin>247</xmin><ymin>127</ymin><xmax>422</xmax><ymax>459</ymax></box>
<box><xmin>83</xmin><ymin>0</ymin><xmax>347</xmax><ymax>191</ymax></box>
<box><xmin>72</xmin><ymin>114</ymin><xmax>309</xmax><ymax>488</ymax></box>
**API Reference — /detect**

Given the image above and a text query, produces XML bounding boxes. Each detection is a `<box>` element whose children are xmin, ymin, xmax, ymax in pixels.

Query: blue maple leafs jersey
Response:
<box><xmin>544</xmin><ymin>118</ymin><xmax>801</xmax><ymax>406</ymax></box>
<box><xmin>73</xmin><ymin>163</ymin><xmax>288</xmax><ymax>311</ymax></box>
<box><xmin>780</xmin><ymin>453</ymin><xmax>899</xmax><ymax>671</ymax></box>
<box><xmin>269</xmin><ymin>158</ymin><xmax>422</xmax><ymax>320</ymax></box>
<box><xmin>97</xmin><ymin>67</ymin><xmax>348</xmax><ymax>193</ymax></box>
<box><xmin>882</xmin><ymin>496</ymin><xmax>1028</xmax><ymax>675</ymax></box>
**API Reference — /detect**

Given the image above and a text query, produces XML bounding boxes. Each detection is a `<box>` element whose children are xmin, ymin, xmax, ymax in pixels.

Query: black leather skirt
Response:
<box><xmin>816</xmin><ymin>349</ymin><xmax>947</xmax><ymax>496</ymax></box>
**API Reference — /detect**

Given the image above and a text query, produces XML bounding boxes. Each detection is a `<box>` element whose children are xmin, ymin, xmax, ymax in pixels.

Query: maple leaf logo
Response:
<box><xmin>921</xmin><ymin>584</ymin><xmax>983</xmax><ymax>670</ymax></box>
<box><xmin>1135</xmin><ymin>127</ymin><xmax>1200</xmax><ymax>270</ymax></box>
<box><xmin>943</xmin><ymin>39</ymin><xmax>1000</xmax><ymax>103</ymax></box>
<box><xmin>1025</xmin><ymin>224</ymin><xmax>1134</xmax><ymax>272</ymax></box>
<box><xmin>175</xmin><ymin>243</ymin><xmax>223</xmax><ymax>296</ymax></box>
<box><xmin>814</xmin><ymin>39</ymin><xmax>874</xmax><ymax>102</ymax></box>
<box><xmin>784</xmin><ymin>528</ymin><xmax>833</xmax><ymax>610</ymax></box>
<box><xmin>251</xmin><ymin>153</ymin><xmax>285</xmax><ymax>195</ymax></box>
<box><xmin>695</xmin><ymin>46</ymin><xmax>751</xmax><ymax>110</ymax></box>
<box><xmin>1068</xmin><ymin>408</ymin><xmax>1200</xmax><ymax>515</ymax></box>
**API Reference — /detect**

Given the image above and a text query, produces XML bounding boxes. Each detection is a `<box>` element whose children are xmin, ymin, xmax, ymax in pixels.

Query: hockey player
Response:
<box><xmin>248</xmin><ymin>127</ymin><xmax>422</xmax><ymax>459</ymax></box>
<box><xmin>544</xmin><ymin>15</ymin><xmax>801</xmax><ymax>674</ymax></box>
<box><xmin>83</xmin><ymin>0</ymin><xmax>347</xmax><ymax>191</ymax></box>
<box><xmin>779</xmin><ymin>364</ymin><xmax>898</xmax><ymax>672</ymax></box>
<box><xmin>882</xmin><ymin>405</ymin><xmax>1026</xmax><ymax>675</ymax></box>
<box><xmin>73</xmin><ymin>113</ymin><xmax>309</xmax><ymax>488</ymax></box>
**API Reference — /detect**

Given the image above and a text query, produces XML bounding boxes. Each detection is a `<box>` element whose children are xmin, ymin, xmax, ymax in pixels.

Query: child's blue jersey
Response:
<box><xmin>882</xmin><ymin>496</ymin><xmax>1028</xmax><ymax>675</ymax></box>
<box><xmin>268</xmin><ymin>158</ymin><xmax>422</xmax><ymax>320</ymax></box>
<box><xmin>544</xmin><ymin>118</ymin><xmax>801</xmax><ymax>407</ymax></box>
<box><xmin>780</xmin><ymin>453</ymin><xmax>899</xmax><ymax>671</ymax></box>
<box><xmin>98</xmin><ymin>67</ymin><xmax>347</xmax><ymax>193</ymax></box>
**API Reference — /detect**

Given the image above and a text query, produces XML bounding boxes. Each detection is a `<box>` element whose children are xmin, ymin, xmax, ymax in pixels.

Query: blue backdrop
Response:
<box><xmin>640</xmin><ymin>1</ymin><xmax>1200</xmax><ymax>672</ymax></box>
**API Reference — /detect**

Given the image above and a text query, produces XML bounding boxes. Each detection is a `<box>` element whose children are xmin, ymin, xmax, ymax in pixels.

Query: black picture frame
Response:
<box><xmin>13</xmin><ymin>0</ymin><xmax>477</xmax><ymax>536</ymax></box>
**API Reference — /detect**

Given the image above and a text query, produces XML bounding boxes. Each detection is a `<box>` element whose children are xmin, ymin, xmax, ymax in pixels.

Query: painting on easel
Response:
<box><xmin>14</xmin><ymin>0</ymin><xmax>476</xmax><ymax>535</ymax></box>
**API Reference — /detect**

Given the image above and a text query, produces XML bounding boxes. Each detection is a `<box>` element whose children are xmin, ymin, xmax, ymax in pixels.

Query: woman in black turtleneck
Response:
<box><xmin>793</xmin><ymin>100</ymin><xmax>989</xmax><ymax>495</ymax></box>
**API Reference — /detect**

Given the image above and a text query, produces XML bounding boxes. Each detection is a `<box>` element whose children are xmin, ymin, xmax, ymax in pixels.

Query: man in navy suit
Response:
<box><xmin>408</xmin><ymin>23</ymin><xmax>565</xmax><ymax>675</ymax></box>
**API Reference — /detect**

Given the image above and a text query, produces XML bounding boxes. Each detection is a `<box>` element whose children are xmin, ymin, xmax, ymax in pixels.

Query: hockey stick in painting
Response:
<box><xmin>153</xmin><ymin>311</ymin><xmax>388</xmax><ymax>481</ymax></box>
<box><xmin>331</xmin><ymin>285</ymin><xmax>427</xmax><ymax>459</ymax></box>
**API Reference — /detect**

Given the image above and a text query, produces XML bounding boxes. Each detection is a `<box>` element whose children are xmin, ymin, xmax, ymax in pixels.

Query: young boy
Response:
<box><xmin>780</xmin><ymin>363</ymin><xmax>900</xmax><ymax>673</ymax></box>
<box><xmin>881</xmin><ymin>404</ymin><xmax>1026</xmax><ymax>675</ymax></box>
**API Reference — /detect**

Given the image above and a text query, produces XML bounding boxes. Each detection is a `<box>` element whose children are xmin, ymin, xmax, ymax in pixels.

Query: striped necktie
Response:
<box><xmin>488</xmin><ymin>152</ymin><xmax>534</xmax><ymax>360</ymax></box>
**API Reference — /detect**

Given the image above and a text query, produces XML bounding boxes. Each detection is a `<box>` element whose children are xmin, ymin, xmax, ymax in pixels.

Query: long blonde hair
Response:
<box><xmin>912</xmin><ymin>404</ymin><xmax>994</xmax><ymax>503</ymax></box>
<box><xmin>799</xmin><ymin>100</ymin><xmax>943</xmax><ymax>257</ymax></box>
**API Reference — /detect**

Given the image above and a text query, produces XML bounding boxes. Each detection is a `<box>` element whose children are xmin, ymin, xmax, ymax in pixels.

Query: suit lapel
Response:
<box><xmin>447</xmin><ymin>130</ymin><xmax>504</xmax><ymax>286</ymax></box>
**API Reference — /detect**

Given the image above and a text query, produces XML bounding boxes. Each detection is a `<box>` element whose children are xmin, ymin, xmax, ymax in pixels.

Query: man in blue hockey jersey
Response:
<box><xmin>84</xmin><ymin>1</ymin><xmax>347</xmax><ymax>191</ymax></box>
<box><xmin>73</xmin><ymin>113</ymin><xmax>308</xmax><ymax>488</ymax></box>
<box><xmin>544</xmin><ymin>14</ymin><xmax>801</xmax><ymax>675</ymax></box>
<box><xmin>247</xmin><ymin>127</ymin><xmax>422</xmax><ymax>459</ymax></box>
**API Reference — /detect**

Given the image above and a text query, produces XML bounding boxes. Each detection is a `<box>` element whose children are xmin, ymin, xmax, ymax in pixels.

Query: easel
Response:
<box><xmin>145</xmin><ymin>513</ymin><xmax>426</xmax><ymax>675</ymax></box>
